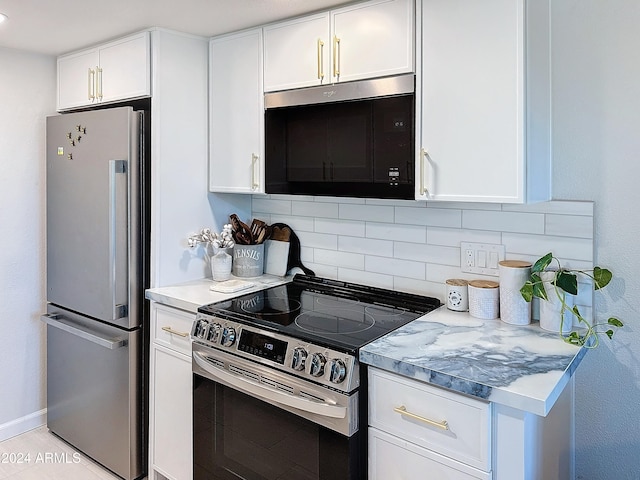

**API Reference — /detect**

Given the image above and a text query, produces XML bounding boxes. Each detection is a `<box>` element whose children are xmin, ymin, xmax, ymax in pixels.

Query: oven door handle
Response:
<box><xmin>194</xmin><ymin>352</ymin><xmax>347</xmax><ymax>419</ymax></box>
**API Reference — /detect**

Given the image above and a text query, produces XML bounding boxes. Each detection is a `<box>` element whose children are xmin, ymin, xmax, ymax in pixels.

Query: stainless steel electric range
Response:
<box><xmin>191</xmin><ymin>275</ymin><xmax>441</xmax><ymax>480</ymax></box>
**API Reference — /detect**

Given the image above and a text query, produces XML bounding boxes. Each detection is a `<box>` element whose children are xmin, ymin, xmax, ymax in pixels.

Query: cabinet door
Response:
<box><xmin>150</xmin><ymin>345</ymin><xmax>192</xmax><ymax>480</ymax></box>
<box><xmin>98</xmin><ymin>32</ymin><xmax>151</xmax><ymax>104</ymax></box>
<box><xmin>209</xmin><ymin>29</ymin><xmax>265</xmax><ymax>194</ymax></box>
<box><xmin>263</xmin><ymin>13</ymin><xmax>330</xmax><ymax>92</ymax></box>
<box><xmin>331</xmin><ymin>0</ymin><xmax>414</xmax><ymax>83</ymax></box>
<box><xmin>418</xmin><ymin>0</ymin><xmax>526</xmax><ymax>202</ymax></box>
<box><xmin>369</xmin><ymin>428</ymin><xmax>491</xmax><ymax>480</ymax></box>
<box><xmin>57</xmin><ymin>49</ymin><xmax>100</xmax><ymax>110</ymax></box>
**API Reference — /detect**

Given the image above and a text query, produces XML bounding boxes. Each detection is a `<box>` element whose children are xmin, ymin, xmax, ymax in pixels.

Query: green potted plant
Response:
<box><xmin>519</xmin><ymin>252</ymin><xmax>623</xmax><ymax>348</ymax></box>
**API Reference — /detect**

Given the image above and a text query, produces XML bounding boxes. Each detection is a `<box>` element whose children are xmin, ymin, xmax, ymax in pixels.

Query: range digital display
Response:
<box><xmin>238</xmin><ymin>330</ymin><xmax>287</xmax><ymax>365</ymax></box>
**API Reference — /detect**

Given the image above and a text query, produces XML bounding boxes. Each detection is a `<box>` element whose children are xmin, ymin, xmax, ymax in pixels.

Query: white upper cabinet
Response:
<box><xmin>263</xmin><ymin>0</ymin><xmax>414</xmax><ymax>92</ymax></box>
<box><xmin>57</xmin><ymin>32</ymin><xmax>150</xmax><ymax>111</ymax></box>
<box><xmin>209</xmin><ymin>29</ymin><xmax>265</xmax><ymax>194</ymax></box>
<box><xmin>416</xmin><ymin>0</ymin><xmax>551</xmax><ymax>203</ymax></box>
<box><xmin>263</xmin><ymin>13</ymin><xmax>330</xmax><ymax>92</ymax></box>
<box><xmin>331</xmin><ymin>0</ymin><xmax>414</xmax><ymax>84</ymax></box>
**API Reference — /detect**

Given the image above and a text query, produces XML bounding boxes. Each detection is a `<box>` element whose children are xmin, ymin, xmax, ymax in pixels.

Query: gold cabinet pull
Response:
<box><xmin>96</xmin><ymin>66</ymin><xmax>103</xmax><ymax>100</ymax></box>
<box><xmin>251</xmin><ymin>153</ymin><xmax>260</xmax><ymax>190</ymax></box>
<box><xmin>394</xmin><ymin>405</ymin><xmax>449</xmax><ymax>431</ymax></box>
<box><xmin>88</xmin><ymin>68</ymin><xmax>96</xmax><ymax>101</ymax></box>
<box><xmin>419</xmin><ymin>148</ymin><xmax>429</xmax><ymax>196</ymax></box>
<box><xmin>333</xmin><ymin>36</ymin><xmax>340</xmax><ymax>78</ymax></box>
<box><xmin>317</xmin><ymin>39</ymin><xmax>324</xmax><ymax>80</ymax></box>
<box><xmin>161</xmin><ymin>326</ymin><xmax>189</xmax><ymax>337</ymax></box>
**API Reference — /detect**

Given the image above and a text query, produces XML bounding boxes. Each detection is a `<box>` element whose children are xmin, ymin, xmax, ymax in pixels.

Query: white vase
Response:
<box><xmin>211</xmin><ymin>251</ymin><xmax>232</xmax><ymax>281</ymax></box>
<box><xmin>539</xmin><ymin>271</ymin><xmax>574</xmax><ymax>334</ymax></box>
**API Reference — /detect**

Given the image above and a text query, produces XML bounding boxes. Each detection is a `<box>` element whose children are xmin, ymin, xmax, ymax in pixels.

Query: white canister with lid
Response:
<box><xmin>498</xmin><ymin>260</ymin><xmax>532</xmax><ymax>325</ymax></box>
<box><xmin>468</xmin><ymin>280</ymin><xmax>500</xmax><ymax>319</ymax></box>
<box><xmin>446</xmin><ymin>279</ymin><xmax>469</xmax><ymax>311</ymax></box>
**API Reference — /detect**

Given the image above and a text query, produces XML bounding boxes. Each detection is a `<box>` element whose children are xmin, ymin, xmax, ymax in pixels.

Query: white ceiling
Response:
<box><xmin>0</xmin><ymin>0</ymin><xmax>349</xmax><ymax>56</ymax></box>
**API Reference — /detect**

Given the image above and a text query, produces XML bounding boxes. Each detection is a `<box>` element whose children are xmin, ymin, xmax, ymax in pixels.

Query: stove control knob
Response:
<box><xmin>309</xmin><ymin>353</ymin><xmax>327</xmax><ymax>377</ymax></box>
<box><xmin>206</xmin><ymin>323</ymin><xmax>222</xmax><ymax>344</ymax></box>
<box><xmin>291</xmin><ymin>347</ymin><xmax>308</xmax><ymax>371</ymax></box>
<box><xmin>194</xmin><ymin>319</ymin><xmax>208</xmax><ymax>339</ymax></box>
<box><xmin>329</xmin><ymin>359</ymin><xmax>347</xmax><ymax>384</ymax></box>
<box><xmin>221</xmin><ymin>326</ymin><xmax>236</xmax><ymax>347</ymax></box>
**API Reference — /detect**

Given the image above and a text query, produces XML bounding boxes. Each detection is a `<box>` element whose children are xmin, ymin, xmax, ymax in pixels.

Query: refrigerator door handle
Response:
<box><xmin>109</xmin><ymin>159</ymin><xmax>128</xmax><ymax>320</ymax></box>
<box><xmin>41</xmin><ymin>314</ymin><xmax>127</xmax><ymax>350</ymax></box>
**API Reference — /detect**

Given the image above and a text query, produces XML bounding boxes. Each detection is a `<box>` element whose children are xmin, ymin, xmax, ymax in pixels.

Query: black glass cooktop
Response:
<box><xmin>198</xmin><ymin>275</ymin><xmax>441</xmax><ymax>353</ymax></box>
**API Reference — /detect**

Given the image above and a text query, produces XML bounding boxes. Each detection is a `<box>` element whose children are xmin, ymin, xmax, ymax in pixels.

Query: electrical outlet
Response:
<box><xmin>465</xmin><ymin>249</ymin><xmax>475</xmax><ymax>267</ymax></box>
<box><xmin>460</xmin><ymin>242</ymin><xmax>505</xmax><ymax>276</ymax></box>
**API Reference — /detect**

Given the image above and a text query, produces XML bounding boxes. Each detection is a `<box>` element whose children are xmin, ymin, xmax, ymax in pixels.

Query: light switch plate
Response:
<box><xmin>460</xmin><ymin>242</ymin><xmax>505</xmax><ymax>276</ymax></box>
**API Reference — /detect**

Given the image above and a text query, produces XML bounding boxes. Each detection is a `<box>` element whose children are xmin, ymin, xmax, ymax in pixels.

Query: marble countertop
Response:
<box><xmin>145</xmin><ymin>274</ymin><xmax>292</xmax><ymax>313</ymax></box>
<box><xmin>359</xmin><ymin>307</ymin><xmax>588</xmax><ymax>416</ymax></box>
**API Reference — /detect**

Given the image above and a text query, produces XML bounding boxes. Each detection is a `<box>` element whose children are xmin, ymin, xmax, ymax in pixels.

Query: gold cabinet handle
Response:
<box><xmin>317</xmin><ymin>39</ymin><xmax>324</xmax><ymax>81</ymax></box>
<box><xmin>333</xmin><ymin>36</ymin><xmax>340</xmax><ymax>78</ymax></box>
<box><xmin>161</xmin><ymin>326</ymin><xmax>189</xmax><ymax>337</ymax></box>
<box><xmin>419</xmin><ymin>148</ymin><xmax>430</xmax><ymax>197</ymax></box>
<box><xmin>88</xmin><ymin>68</ymin><xmax>96</xmax><ymax>101</ymax></box>
<box><xmin>96</xmin><ymin>66</ymin><xmax>103</xmax><ymax>100</ymax></box>
<box><xmin>251</xmin><ymin>153</ymin><xmax>260</xmax><ymax>190</ymax></box>
<box><xmin>394</xmin><ymin>405</ymin><xmax>449</xmax><ymax>431</ymax></box>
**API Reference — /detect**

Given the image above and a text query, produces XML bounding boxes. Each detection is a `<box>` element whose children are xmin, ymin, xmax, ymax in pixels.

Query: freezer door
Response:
<box><xmin>47</xmin><ymin>107</ymin><xmax>141</xmax><ymax>328</ymax></box>
<box><xmin>44</xmin><ymin>305</ymin><xmax>143</xmax><ymax>480</ymax></box>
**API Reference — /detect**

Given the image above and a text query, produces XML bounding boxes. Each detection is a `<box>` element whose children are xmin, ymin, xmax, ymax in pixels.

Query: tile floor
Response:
<box><xmin>0</xmin><ymin>427</ymin><xmax>124</xmax><ymax>480</ymax></box>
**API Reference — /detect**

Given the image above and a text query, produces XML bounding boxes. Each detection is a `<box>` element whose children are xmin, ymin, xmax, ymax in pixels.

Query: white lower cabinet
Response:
<box><xmin>369</xmin><ymin>429</ymin><xmax>490</xmax><ymax>480</ymax></box>
<box><xmin>368</xmin><ymin>367</ymin><xmax>575</xmax><ymax>480</ymax></box>
<box><xmin>149</xmin><ymin>303</ymin><xmax>194</xmax><ymax>480</ymax></box>
<box><xmin>368</xmin><ymin>367</ymin><xmax>492</xmax><ymax>479</ymax></box>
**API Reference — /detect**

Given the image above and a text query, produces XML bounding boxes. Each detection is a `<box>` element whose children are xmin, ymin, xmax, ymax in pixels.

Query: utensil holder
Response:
<box><xmin>233</xmin><ymin>244</ymin><xmax>264</xmax><ymax>277</ymax></box>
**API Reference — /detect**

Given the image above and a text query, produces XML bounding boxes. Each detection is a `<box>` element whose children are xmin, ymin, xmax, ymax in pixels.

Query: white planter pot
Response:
<box><xmin>539</xmin><ymin>271</ymin><xmax>574</xmax><ymax>334</ymax></box>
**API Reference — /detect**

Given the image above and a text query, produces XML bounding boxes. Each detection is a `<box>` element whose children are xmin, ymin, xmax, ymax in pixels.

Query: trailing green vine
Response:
<box><xmin>519</xmin><ymin>253</ymin><xmax>623</xmax><ymax>348</ymax></box>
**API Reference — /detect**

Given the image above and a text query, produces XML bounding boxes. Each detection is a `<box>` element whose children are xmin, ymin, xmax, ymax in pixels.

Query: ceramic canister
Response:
<box><xmin>468</xmin><ymin>280</ymin><xmax>500</xmax><ymax>320</ymax></box>
<box><xmin>498</xmin><ymin>260</ymin><xmax>532</xmax><ymax>326</ymax></box>
<box><xmin>446</xmin><ymin>279</ymin><xmax>469</xmax><ymax>311</ymax></box>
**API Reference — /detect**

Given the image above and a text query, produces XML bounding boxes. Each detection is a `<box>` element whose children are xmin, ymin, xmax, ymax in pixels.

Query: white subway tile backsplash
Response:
<box><xmin>315</xmin><ymin>196</ymin><xmax>365</xmax><ymax>205</ymax></box>
<box><xmin>315</xmin><ymin>218</ymin><xmax>365</xmax><ymax>237</ymax></box>
<box><xmin>395</xmin><ymin>206</ymin><xmax>462</xmax><ymax>228</ymax></box>
<box><xmin>463</xmin><ymin>210</ymin><xmax>545</xmax><ymax>234</ymax></box>
<box><xmin>394</xmin><ymin>242</ymin><xmax>460</xmax><ymax>266</ymax></box>
<box><xmin>503</xmin><ymin>200</ymin><xmax>593</xmax><ymax>216</ymax></box>
<box><xmin>314</xmin><ymin>248</ymin><xmax>365</xmax><ymax>270</ymax></box>
<box><xmin>393</xmin><ymin>277</ymin><xmax>445</xmax><ymax>300</ymax></box>
<box><xmin>252</xmin><ymin>199</ymin><xmax>595</xmax><ymax>308</ymax></box>
<box><xmin>292</xmin><ymin>201</ymin><xmax>339</xmax><ymax>218</ymax></box>
<box><xmin>502</xmin><ymin>233</ymin><xmax>593</xmax><ymax>262</ymax></box>
<box><xmin>366</xmin><ymin>222</ymin><xmax>426</xmax><ymax>243</ymax></box>
<box><xmin>338</xmin><ymin>236</ymin><xmax>394</xmax><ymax>256</ymax></box>
<box><xmin>339</xmin><ymin>204</ymin><xmax>395</xmax><ymax>223</ymax></box>
<box><xmin>296</xmin><ymin>231</ymin><xmax>338</xmax><ymax>250</ymax></box>
<box><xmin>545</xmin><ymin>214</ymin><xmax>594</xmax><ymax>238</ymax></box>
<box><xmin>269</xmin><ymin>215</ymin><xmax>315</xmax><ymax>232</ymax></box>
<box><xmin>252</xmin><ymin>197</ymin><xmax>292</xmax><ymax>215</ymax></box>
<box><xmin>338</xmin><ymin>268</ymin><xmax>394</xmax><ymax>290</ymax></box>
<box><xmin>426</xmin><ymin>201</ymin><xmax>502</xmax><ymax>211</ymax></box>
<box><xmin>426</xmin><ymin>227</ymin><xmax>502</xmax><ymax>247</ymax></box>
<box><xmin>365</xmin><ymin>256</ymin><xmax>426</xmax><ymax>280</ymax></box>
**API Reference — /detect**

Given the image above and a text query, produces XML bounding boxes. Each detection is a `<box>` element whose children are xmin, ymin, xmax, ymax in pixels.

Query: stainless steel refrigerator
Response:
<box><xmin>43</xmin><ymin>106</ymin><xmax>148</xmax><ymax>480</ymax></box>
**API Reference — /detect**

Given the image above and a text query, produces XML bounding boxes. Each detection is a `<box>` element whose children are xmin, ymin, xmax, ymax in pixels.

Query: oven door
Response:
<box><xmin>192</xmin><ymin>343</ymin><xmax>363</xmax><ymax>480</ymax></box>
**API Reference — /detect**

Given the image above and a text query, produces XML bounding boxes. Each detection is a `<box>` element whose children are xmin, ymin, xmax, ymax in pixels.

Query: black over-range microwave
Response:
<box><xmin>264</xmin><ymin>74</ymin><xmax>415</xmax><ymax>200</ymax></box>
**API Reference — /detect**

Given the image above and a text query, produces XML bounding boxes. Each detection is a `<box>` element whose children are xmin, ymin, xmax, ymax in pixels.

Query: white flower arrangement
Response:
<box><xmin>187</xmin><ymin>224</ymin><xmax>235</xmax><ymax>249</ymax></box>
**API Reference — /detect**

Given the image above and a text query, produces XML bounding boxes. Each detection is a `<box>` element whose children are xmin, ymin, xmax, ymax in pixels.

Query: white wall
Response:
<box><xmin>0</xmin><ymin>47</ymin><xmax>56</xmax><ymax>439</ymax></box>
<box><xmin>552</xmin><ymin>1</ymin><xmax>640</xmax><ymax>478</ymax></box>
